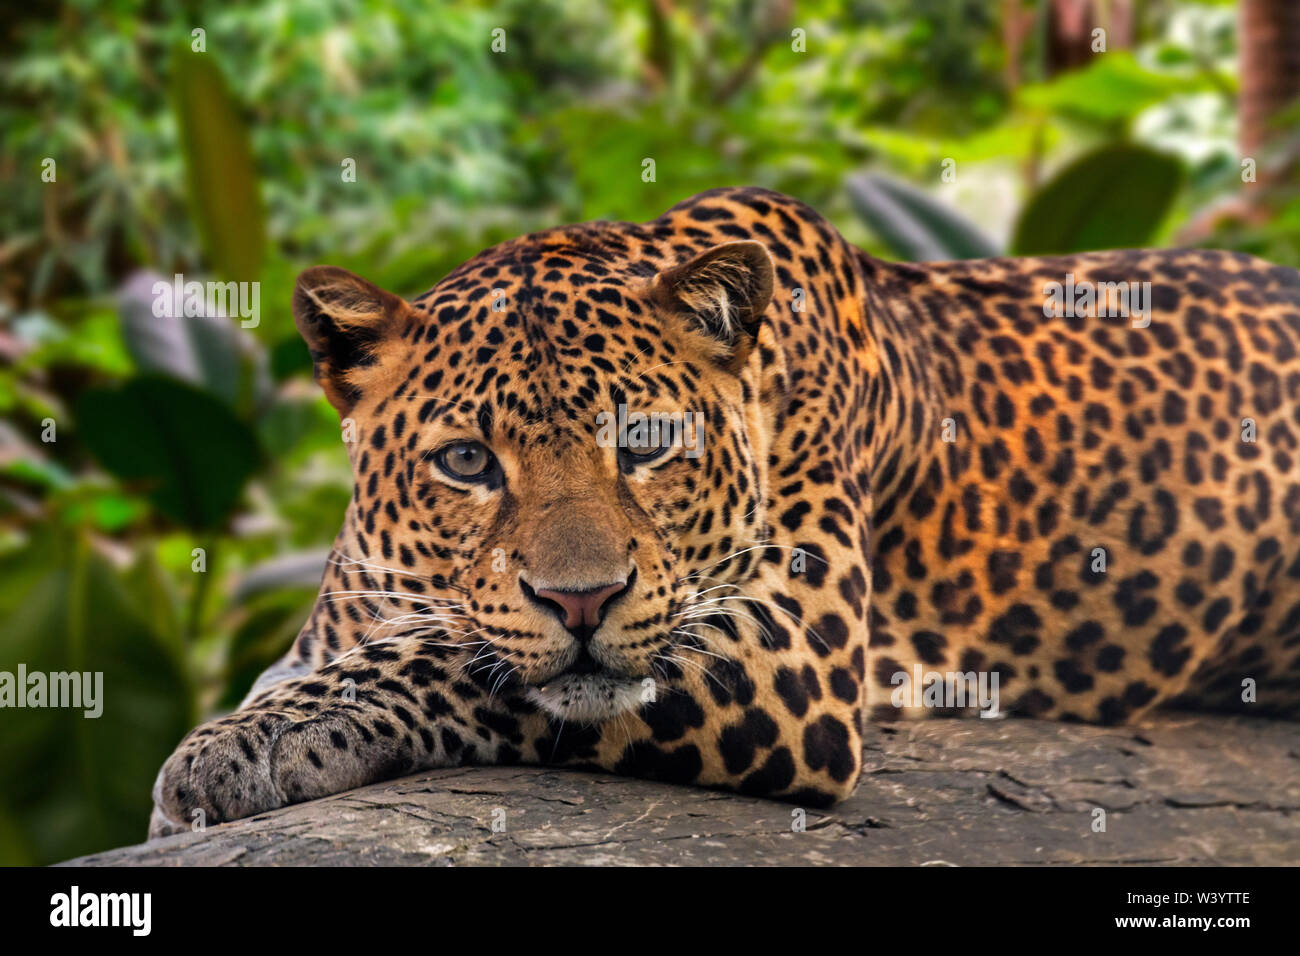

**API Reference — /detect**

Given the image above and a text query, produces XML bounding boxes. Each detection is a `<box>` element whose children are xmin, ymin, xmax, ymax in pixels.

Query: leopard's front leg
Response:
<box><xmin>149</xmin><ymin>640</ymin><xmax>522</xmax><ymax>837</ymax></box>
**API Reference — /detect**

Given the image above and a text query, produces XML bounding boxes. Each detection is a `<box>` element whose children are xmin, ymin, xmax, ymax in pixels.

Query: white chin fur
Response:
<box><xmin>526</xmin><ymin>674</ymin><xmax>645</xmax><ymax>724</ymax></box>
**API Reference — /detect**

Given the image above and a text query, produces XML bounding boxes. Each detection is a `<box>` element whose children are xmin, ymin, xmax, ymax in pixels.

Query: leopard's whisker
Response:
<box><xmin>320</xmin><ymin>588</ymin><xmax>464</xmax><ymax>607</ymax></box>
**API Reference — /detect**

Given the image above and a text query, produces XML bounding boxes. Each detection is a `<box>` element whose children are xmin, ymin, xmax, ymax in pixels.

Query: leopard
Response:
<box><xmin>149</xmin><ymin>186</ymin><xmax>1300</xmax><ymax>836</ymax></box>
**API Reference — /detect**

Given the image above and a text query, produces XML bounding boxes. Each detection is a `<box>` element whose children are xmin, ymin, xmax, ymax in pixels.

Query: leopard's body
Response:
<box><xmin>151</xmin><ymin>187</ymin><xmax>1300</xmax><ymax>834</ymax></box>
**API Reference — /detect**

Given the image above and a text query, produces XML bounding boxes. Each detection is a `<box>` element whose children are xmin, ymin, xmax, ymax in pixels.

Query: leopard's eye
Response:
<box><xmin>619</xmin><ymin>433</ymin><xmax>673</xmax><ymax>470</ymax></box>
<box><xmin>624</xmin><ymin>437</ymin><xmax>670</xmax><ymax>459</ymax></box>
<box><xmin>436</xmin><ymin>441</ymin><xmax>495</xmax><ymax>481</ymax></box>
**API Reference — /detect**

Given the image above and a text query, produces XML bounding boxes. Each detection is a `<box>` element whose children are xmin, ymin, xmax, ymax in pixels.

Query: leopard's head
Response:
<box><xmin>294</xmin><ymin>232</ymin><xmax>779</xmax><ymax>723</ymax></box>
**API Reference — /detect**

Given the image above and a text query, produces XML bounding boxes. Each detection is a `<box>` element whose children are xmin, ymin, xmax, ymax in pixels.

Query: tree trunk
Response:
<box><xmin>1240</xmin><ymin>0</ymin><xmax>1300</xmax><ymax>168</ymax></box>
<box><xmin>1045</xmin><ymin>0</ymin><xmax>1133</xmax><ymax>77</ymax></box>
<box><xmin>62</xmin><ymin>715</ymin><xmax>1299</xmax><ymax>866</ymax></box>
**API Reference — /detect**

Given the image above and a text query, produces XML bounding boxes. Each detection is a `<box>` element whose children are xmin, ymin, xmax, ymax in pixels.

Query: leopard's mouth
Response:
<box><xmin>526</xmin><ymin>641</ymin><xmax>650</xmax><ymax>722</ymax></box>
<box><xmin>559</xmin><ymin>645</ymin><xmax>605</xmax><ymax>676</ymax></box>
<box><xmin>525</xmin><ymin>671</ymin><xmax>646</xmax><ymax>724</ymax></box>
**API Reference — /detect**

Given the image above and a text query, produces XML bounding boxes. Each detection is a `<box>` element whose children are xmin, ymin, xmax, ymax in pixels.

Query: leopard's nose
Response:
<box><xmin>521</xmin><ymin>574</ymin><xmax>632</xmax><ymax>639</ymax></box>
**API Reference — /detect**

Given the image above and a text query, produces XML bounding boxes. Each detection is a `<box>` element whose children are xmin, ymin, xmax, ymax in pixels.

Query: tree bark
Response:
<box><xmin>1240</xmin><ymin>0</ymin><xmax>1300</xmax><ymax>163</ymax></box>
<box><xmin>1045</xmin><ymin>0</ymin><xmax>1133</xmax><ymax>76</ymax></box>
<box><xmin>63</xmin><ymin>715</ymin><xmax>1299</xmax><ymax>866</ymax></box>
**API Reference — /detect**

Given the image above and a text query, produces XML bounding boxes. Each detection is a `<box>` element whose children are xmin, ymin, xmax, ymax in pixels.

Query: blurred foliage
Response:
<box><xmin>0</xmin><ymin>0</ymin><xmax>1296</xmax><ymax>865</ymax></box>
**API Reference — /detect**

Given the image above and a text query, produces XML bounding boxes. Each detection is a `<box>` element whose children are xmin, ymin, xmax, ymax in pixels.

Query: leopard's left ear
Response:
<box><xmin>653</xmin><ymin>241</ymin><xmax>774</xmax><ymax>363</ymax></box>
<box><xmin>293</xmin><ymin>266</ymin><xmax>411</xmax><ymax>414</ymax></box>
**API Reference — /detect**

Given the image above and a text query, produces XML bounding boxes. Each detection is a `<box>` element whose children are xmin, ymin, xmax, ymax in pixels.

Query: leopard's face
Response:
<box><xmin>297</xmin><ymin>235</ymin><xmax>777</xmax><ymax>723</ymax></box>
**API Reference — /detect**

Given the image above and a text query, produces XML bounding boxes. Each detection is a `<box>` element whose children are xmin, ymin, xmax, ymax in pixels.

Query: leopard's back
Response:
<box><xmin>864</xmin><ymin>248</ymin><xmax>1300</xmax><ymax>721</ymax></box>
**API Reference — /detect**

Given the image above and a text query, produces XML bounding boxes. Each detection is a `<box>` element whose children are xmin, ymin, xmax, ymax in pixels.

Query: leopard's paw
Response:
<box><xmin>150</xmin><ymin>713</ymin><xmax>291</xmax><ymax>835</ymax></box>
<box><xmin>147</xmin><ymin>803</ymin><xmax>188</xmax><ymax>840</ymax></box>
<box><xmin>149</xmin><ymin>707</ymin><xmax>410</xmax><ymax>836</ymax></box>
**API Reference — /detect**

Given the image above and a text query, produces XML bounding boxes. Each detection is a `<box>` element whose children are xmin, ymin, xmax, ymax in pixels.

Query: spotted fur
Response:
<box><xmin>150</xmin><ymin>187</ymin><xmax>1300</xmax><ymax>835</ymax></box>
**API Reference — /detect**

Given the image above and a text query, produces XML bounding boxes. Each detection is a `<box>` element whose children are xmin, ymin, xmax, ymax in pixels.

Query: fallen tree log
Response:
<box><xmin>63</xmin><ymin>715</ymin><xmax>1299</xmax><ymax>866</ymax></box>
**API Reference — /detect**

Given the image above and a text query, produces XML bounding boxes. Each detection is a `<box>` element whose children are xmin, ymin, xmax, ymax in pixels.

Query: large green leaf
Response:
<box><xmin>0</xmin><ymin>531</ymin><xmax>191</xmax><ymax>865</ymax></box>
<box><xmin>172</xmin><ymin>47</ymin><xmax>265</xmax><ymax>282</ymax></box>
<box><xmin>76</xmin><ymin>376</ymin><xmax>263</xmax><ymax>530</ymax></box>
<box><xmin>1011</xmin><ymin>145</ymin><xmax>1184</xmax><ymax>255</ymax></box>
<box><xmin>847</xmin><ymin>172</ymin><xmax>1001</xmax><ymax>261</ymax></box>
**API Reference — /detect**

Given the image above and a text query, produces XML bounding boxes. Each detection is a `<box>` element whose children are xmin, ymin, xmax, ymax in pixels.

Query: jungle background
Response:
<box><xmin>1</xmin><ymin>0</ymin><xmax>1297</xmax><ymax>866</ymax></box>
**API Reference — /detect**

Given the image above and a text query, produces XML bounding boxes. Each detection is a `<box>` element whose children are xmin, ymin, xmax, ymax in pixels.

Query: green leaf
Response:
<box><xmin>76</xmin><ymin>376</ymin><xmax>263</xmax><ymax>531</ymax></box>
<box><xmin>1011</xmin><ymin>145</ymin><xmax>1184</xmax><ymax>255</ymax></box>
<box><xmin>846</xmin><ymin>173</ymin><xmax>1001</xmax><ymax>261</ymax></box>
<box><xmin>0</xmin><ymin>530</ymin><xmax>191</xmax><ymax>865</ymax></box>
<box><xmin>270</xmin><ymin>334</ymin><xmax>313</xmax><ymax>382</ymax></box>
<box><xmin>1018</xmin><ymin>52</ymin><xmax>1212</xmax><ymax>123</ymax></box>
<box><xmin>171</xmin><ymin>47</ymin><xmax>266</xmax><ymax>282</ymax></box>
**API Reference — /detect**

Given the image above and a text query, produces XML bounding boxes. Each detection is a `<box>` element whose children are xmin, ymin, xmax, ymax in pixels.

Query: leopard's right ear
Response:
<box><xmin>292</xmin><ymin>266</ymin><xmax>410</xmax><ymax>414</ymax></box>
<box><xmin>652</xmin><ymin>241</ymin><xmax>773</xmax><ymax>370</ymax></box>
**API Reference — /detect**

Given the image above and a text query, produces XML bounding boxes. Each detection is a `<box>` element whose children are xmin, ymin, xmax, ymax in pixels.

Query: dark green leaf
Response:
<box><xmin>1011</xmin><ymin>145</ymin><xmax>1184</xmax><ymax>255</ymax></box>
<box><xmin>270</xmin><ymin>335</ymin><xmax>313</xmax><ymax>382</ymax></box>
<box><xmin>76</xmin><ymin>376</ymin><xmax>263</xmax><ymax>530</ymax></box>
